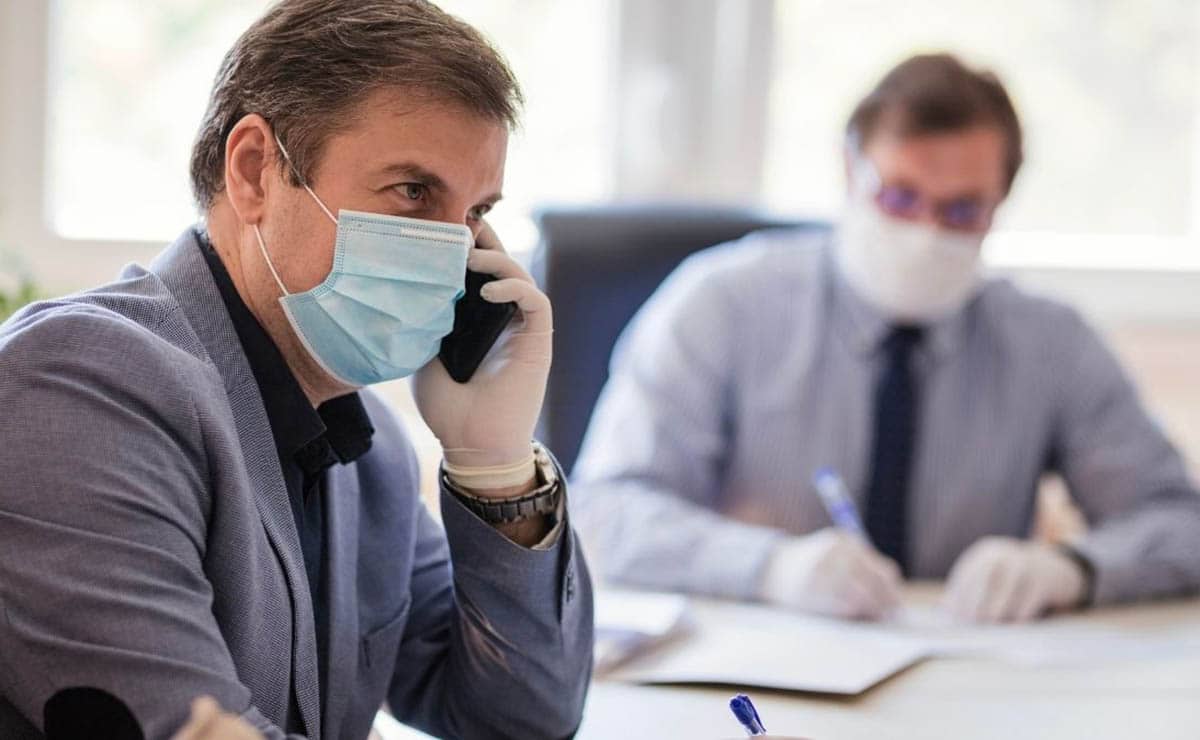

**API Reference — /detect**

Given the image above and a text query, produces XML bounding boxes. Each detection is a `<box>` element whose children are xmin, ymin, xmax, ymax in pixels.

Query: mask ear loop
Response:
<box><xmin>274</xmin><ymin>133</ymin><xmax>338</xmax><ymax>225</ymax></box>
<box><xmin>254</xmin><ymin>130</ymin><xmax>341</xmax><ymax>298</ymax></box>
<box><xmin>253</xmin><ymin>224</ymin><xmax>290</xmax><ymax>297</ymax></box>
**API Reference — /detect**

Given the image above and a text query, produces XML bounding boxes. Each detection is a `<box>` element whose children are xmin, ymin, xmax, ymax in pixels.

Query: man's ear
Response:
<box><xmin>223</xmin><ymin>114</ymin><xmax>276</xmax><ymax>225</ymax></box>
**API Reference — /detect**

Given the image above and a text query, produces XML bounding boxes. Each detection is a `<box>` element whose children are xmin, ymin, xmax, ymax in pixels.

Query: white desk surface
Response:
<box><xmin>577</xmin><ymin>585</ymin><xmax>1200</xmax><ymax>740</ymax></box>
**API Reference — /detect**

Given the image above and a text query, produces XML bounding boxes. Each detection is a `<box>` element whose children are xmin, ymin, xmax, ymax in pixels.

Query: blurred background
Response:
<box><xmin>1</xmin><ymin>0</ymin><xmax>1197</xmax><ymax>498</ymax></box>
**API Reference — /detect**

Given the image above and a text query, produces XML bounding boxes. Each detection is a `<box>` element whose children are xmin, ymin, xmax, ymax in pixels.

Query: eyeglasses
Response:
<box><xmin>851</xmin><ymin>157</ymin><xmax>997</xmax><ymax>233</ymax></box>
<box><xmin>875</xmin><ymin>184</ymin><xmax>993</xmax><ymax>232</ymax></box>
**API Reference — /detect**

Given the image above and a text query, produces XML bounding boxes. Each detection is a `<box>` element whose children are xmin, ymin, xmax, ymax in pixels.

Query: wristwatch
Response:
<box><xmin>445</xmin><ymin>443</ymin><xmax>561</xmax><ymax>524</ymax></box>
<box><xmin>1057</xmin><ymin>543</ymin><xmax>1097</xmax><ymax>606</ymax></box>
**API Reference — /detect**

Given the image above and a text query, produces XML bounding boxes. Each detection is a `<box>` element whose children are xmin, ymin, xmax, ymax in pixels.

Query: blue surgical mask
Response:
<box><xmin>253</xmin><ymin>138</ymin><xmax>469</xmax><ymax>387</ymax></box>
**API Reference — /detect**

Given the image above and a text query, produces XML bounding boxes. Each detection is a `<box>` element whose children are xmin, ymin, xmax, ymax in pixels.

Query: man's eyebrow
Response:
<box><xmin>379</xmin><ymin>162</ymin><xmax>448</xmax><ymax>191</ymax></box>
<box><xmin>378</xmin><ymin>162</ymin><xmax>503</xmax><ymax>205</ymax></box>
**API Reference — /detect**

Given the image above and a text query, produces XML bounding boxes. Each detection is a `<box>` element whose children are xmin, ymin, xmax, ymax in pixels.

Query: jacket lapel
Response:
<box><xmin>150</xmin><ymin>229</ymin><xmax>323</xmax><ymax>738</ymax></box>
<box><xmin>321</xmin><ymin>464</ymin><xmax>361</xmax><ymax>739</ymax></box>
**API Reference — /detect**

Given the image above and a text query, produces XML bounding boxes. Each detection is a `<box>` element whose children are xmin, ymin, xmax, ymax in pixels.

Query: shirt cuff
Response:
<box><xmin>531</xmin><ymin>491</ymin><xmax>566</xmax><ymax>551</ymax></box>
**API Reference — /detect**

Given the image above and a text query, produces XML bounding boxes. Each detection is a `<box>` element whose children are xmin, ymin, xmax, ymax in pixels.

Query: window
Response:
<box><xmin>764</xmin><ymin>0</ymin><xmax>1200</xmax><ymax>269</ymax></box>
<box><xmin>436</xmin><ymin>0</ymin><xmax>615</xmax><ymax>248</ymax></box>
<box><xmin>5</xmin><ymin>0</ymin><xmax>1198</xmax><ymax>308</ymax></box>
<box><xmin>48</xmin><ymin>0</ymin><xmax>272</xmax><ymax>242</ymax></box>
<box><xmin>45</xmin><ymin>0</ymin><xmax>613</xmax><ymax>249</ymax></box>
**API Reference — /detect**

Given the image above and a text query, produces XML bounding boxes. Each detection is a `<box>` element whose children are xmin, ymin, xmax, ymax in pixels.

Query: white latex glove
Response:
<box><xmin>412</xmin><ymin>221</ymin><xmax>552</xmax><ymax>472</ymax></box>
<box><xmin>942</xmin><ymin>537</ymin><xmax>1087</xmax><ymax>623</ymax></box>
<box><xmin>760</xmin><ymin>528</ymin><xmax>903</xmax><ymax>620</ymax></box>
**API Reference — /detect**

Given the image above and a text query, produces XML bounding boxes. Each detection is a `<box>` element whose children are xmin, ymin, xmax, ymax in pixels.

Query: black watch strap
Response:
<box><xmin>451</xmin><ymin>483</ymin><xmax>559</xmax><ymax>524</ymax></box>
<box><xmin>1057</xmin><ymin>543</ymin><xmax>1097</xmax><ymax>607</ymax></box>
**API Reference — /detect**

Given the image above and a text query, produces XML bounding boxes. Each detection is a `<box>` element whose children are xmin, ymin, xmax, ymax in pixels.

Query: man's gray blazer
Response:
<box><xmin>0</xmin><ymin>229</ymin><xmax>593</xmax><ymax>740</ymax></box>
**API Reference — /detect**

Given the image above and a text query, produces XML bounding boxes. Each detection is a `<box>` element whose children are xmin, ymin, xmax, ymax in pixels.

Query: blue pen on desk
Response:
<box><xmin>729</xmin><ymin>693</ymin><xmax>767</xmax><ymax>736</ymax></box>
<box><xmin>813</xmin><ymin>468</ymin><xmax>866</xmax><ymax>538</ymax></box>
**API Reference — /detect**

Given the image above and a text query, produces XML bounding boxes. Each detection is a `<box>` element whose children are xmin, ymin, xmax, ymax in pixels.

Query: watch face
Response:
<box><xmin>532</xmin><ymin>443</ymin><xmax>559</xmax><ymax>487</ymax></box>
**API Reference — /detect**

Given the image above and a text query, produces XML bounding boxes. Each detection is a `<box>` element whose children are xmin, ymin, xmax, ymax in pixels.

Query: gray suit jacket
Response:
<box><xmin>0</xmin><ymin>229</ymin><xmax>593</xmax><ymax>740</ymax></box>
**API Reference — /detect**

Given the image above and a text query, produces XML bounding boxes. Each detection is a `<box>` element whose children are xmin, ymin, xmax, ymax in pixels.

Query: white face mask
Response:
<box><xmin>835</xmin><ymin>200</ymin><xmax>985</xmax><ymax>324</ymax></box>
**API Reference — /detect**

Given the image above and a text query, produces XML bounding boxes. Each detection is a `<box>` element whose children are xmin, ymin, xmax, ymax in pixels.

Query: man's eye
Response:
<box><xmin>398</xmin><ymin>183</ymin><xmax>427</xmax><ymax>201</ymax></box>
<box><xmin>469</xmin><ymin>204</ymin><xmax>492</xmax><ymax>220</ymax></box>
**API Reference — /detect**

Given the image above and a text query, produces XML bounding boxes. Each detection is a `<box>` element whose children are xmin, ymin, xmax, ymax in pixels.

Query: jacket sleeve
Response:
<box><xmin>1051</xmin><ymin>310</ymin><xmax>1200</xmax><ymax>604</ymax></box>
<box><xmin>570</xmin><ymin>252</ymin><xmax>787</xmax><ymax>600</ymax></box>
<box><xmin>0</xmin><ymin>307</ymin><xmax>304</xmax><ymax>740</ymax></box>
<box><xmin>382</xmin><ymin>437</ymin><xmax>593</xmax><ymax>740</ymax></box>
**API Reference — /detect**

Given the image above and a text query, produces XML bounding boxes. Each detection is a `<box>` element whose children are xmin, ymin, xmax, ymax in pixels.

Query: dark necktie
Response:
<box><xmin>864</xmin><ymin>325</ymin><xmax>924</xmax><ymax>574</ymax></box>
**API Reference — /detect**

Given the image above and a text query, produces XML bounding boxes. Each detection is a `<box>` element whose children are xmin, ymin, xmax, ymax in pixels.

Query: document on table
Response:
<box><xmin>886</xmin><ymin>605</ymin><xmax>1200</xmax><ymax>667</ymax></box>
<box><xmin>372</xmin><ymin>710</ymin><xmax>437</xmax><ymax>740</ymax></box>
<box><xmin>608</xmin><ymin>599</ymin><xmax>929</xmax><ymax>695</ymax></box>
<box><xmin>603</xmin><ymin>594</ymin><xmax>1200</xmax><ymax>695</ymax></box>
<box><xmin>594</xmin><ymin>588</ymin><xmax>691</xmax><ymax>673</ymax></box>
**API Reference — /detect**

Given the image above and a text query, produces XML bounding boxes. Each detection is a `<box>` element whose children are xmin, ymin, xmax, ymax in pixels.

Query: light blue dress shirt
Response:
<box><xmin>572</xmin><ymin>227</ymin><xmax>1200</xmax><ymax>605</ymax></box>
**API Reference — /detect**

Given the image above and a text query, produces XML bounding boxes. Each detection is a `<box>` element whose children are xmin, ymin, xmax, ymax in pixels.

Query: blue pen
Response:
<box><xmin>813</xmin><ymin>468</ymin><xmax>866</xmax><ymax>538</ymax></box>
<box><xmin>729</xmin><ymin>693</ymin><xmax>767</xmax><ymax>736</ymax></box>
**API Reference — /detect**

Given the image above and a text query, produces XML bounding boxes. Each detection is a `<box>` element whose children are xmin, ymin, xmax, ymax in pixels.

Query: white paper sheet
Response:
<box><xmin>610</xmin><ymin>600</ymin><xmax>929</xmax><ymax>695</ymax></box>
<box><xmin>594</xmin><ymin>588</ymin><xmax>691</xmax><ymax>672</ymax></box>
<box><xmin>372</xmin><ymin>710</ymin><xmax>437</xmax><ymax>740</ymax></box>
<box><xmin>596</xmin><ymin>588</ymin><xmax>690</xmax><ymax>637</ymax></box>
<box><xmin>605</xmin><ymin>596</ymin><xmax>1200</xmax><ymax>695</ymax></box>
<box><xmin>883</xmin><ymin>606</ymin><xmax>1200</xmax><ymax>667</ymax></box>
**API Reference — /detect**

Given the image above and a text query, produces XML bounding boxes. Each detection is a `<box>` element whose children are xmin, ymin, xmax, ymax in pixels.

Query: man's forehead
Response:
<box><xmin>321</xmin><ymin>90</ymin><xmax>508</xmax><ymax>185</ymax></box>
<box><xmin>348</xmin><ymin>88</ymin><xmax>506</xmax><ymax>145</ymax></box>
<box><xmin>869</xmin><ymin>125</ymin><xmax>1004</xmax><ymax>156</ymax></box>
<box><xmin>867</xmin><ymin>127</ymin><xmax>1006</xmax><ymax>189</ymax></box>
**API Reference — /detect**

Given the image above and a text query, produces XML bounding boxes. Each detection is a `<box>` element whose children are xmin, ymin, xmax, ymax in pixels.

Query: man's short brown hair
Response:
<box><xmin>847</xmin><ymin>53</ymin><xmax>1023</xmax><ymax>192</ymax></box>
<box><xmin>189</xmin><ymin>0</ymin><xmax>523</xmax><ymax>210</ymax></box>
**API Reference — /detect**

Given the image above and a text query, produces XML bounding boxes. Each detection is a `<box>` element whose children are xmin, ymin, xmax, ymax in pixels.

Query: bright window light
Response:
<box><xmin>765</xmin><ymin>0</ymin><xmax>1200</xmax><ymax>269</ymax></box>
<box><xmin>46</xmin><ymin>0</ymin><xmax>613</xmax><ymax>250</ymax></box>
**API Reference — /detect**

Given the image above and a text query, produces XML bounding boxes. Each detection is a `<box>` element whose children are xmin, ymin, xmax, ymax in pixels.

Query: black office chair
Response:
<box><xmin>531</xmin><ymin>202</ymin><xmax>826</xmax><ymax>475</ymax></box>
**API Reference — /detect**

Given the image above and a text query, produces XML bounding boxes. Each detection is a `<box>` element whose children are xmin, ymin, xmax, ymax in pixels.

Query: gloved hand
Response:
<box><xmin>172</xmin><ymin>697</ymin><xmax>264</xmax><ymax>740</ymax></box>
<box><xmin>942</xmin><ymin>537</ymin><xmax>1087</xmax><ymax>623</ymax></box>
<box><xmin>759</xmin><ymin>528</ymin><xmax>903</xmax><ymax>620</ymax></box>
<box><xmin>412</xmin><ymin>221</ymin><xmax>552</xmax><ymax>476</ymax></box>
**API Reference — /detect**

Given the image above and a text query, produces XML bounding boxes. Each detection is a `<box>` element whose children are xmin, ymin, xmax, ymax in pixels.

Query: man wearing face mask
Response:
<box><xmin>573</xmin><ymin>54</ymin><xmax>1200</xmax><ymax>623</ymax></box>
<box><xmin>0</xmin><ymin>2</ymin><xmax>591</xmax><ymax>739</ymax></box>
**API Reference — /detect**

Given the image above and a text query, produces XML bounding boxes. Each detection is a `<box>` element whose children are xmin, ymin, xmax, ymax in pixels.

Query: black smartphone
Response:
<box><xmin>439</xmin><ymin>268</ymin><xmax>518</xmax><ymax>383</ymax></box>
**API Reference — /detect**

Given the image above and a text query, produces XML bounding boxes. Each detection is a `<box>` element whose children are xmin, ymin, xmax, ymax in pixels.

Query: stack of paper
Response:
<box><xmin>594</xmin><ymin>588</ymin><xmax>691</xmax><ymax>673</ymax></box>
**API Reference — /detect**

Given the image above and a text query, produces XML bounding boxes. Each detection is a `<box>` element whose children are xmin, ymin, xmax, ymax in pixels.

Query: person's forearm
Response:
<box><xmin>393</xmin><ymin>491</ymin><xmax>591</xmax><ymax>739</ymax></box>
<box><xmin>575</xmin><ymin>481</ymin><xmax>787</xmax><ymax>599</ymax></box>
<box><xmin>1072</xmin><ymin>494</ymin><xmax>1200</xmax><ymax>603</ymax></box>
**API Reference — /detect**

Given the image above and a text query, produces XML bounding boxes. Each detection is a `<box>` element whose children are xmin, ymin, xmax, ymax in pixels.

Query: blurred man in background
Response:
<box><xmin>573</xmin><ymin>53</ymin><xmax>1200</xmax><ymax>622</ymax></box>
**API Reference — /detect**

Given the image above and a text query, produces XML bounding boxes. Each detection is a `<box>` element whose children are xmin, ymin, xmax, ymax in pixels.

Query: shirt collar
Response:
<box><xmin>195</xmin><ymin>228</ymin><xmax>374</xmax><ymax>474</ymax></box>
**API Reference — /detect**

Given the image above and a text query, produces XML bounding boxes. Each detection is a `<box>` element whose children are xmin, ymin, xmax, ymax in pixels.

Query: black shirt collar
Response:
<box><xmin>195</xmin><ymin>228</ymin><xmax>374</xmax><ymax>478</ymax></box>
